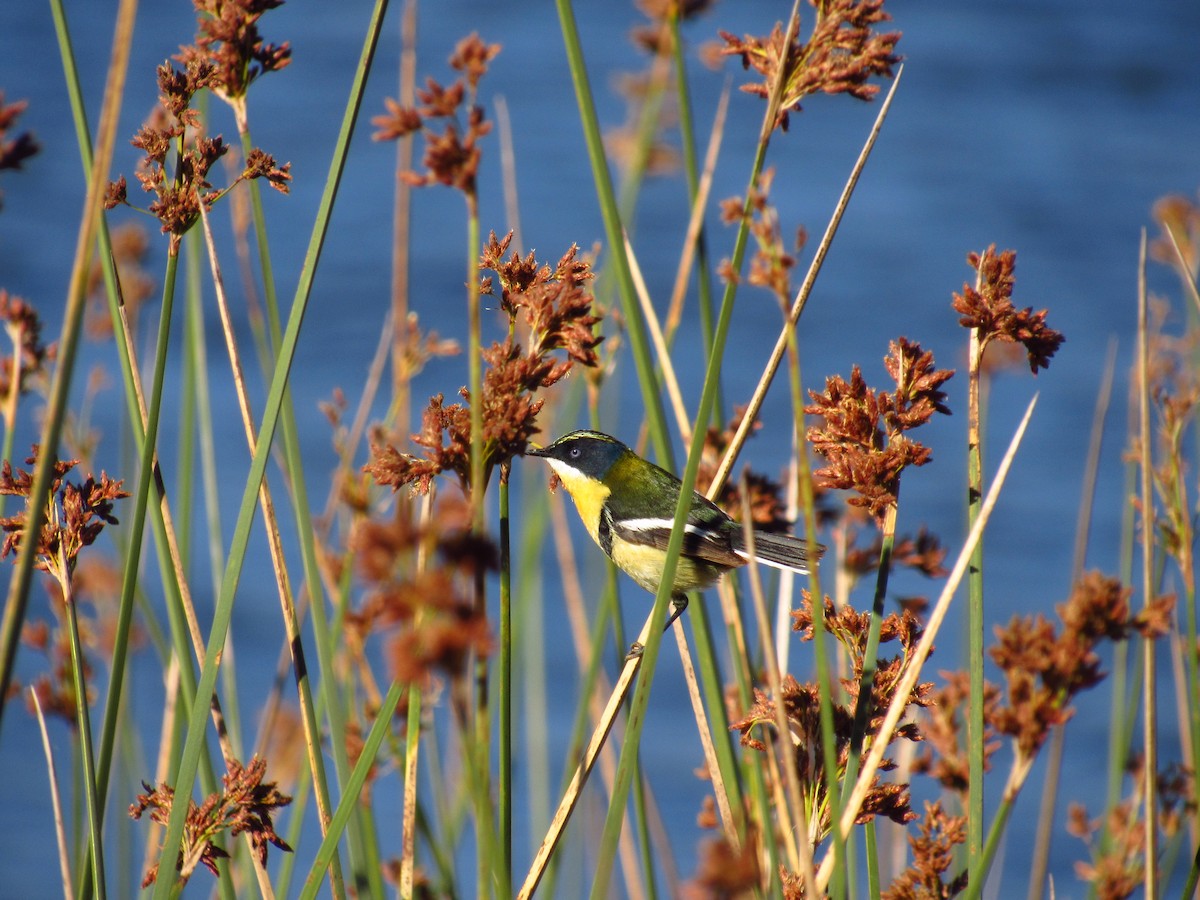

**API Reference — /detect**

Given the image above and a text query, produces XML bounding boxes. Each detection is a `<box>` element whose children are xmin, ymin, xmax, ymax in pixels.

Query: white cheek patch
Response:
<box><xmin>544</xmin><ymin>459</ymin><xmax>571</xmax><ymax>480</ymax></box>
<box><xmin>544</xmin><ymin>459</ymin><xmax>589</xmax><ymax>490</ymax></box>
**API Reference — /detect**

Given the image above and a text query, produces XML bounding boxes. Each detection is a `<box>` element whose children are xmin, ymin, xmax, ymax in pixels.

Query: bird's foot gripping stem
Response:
<box><xmin>624</xmin><ymin>594</ymin><xmax>689</xmax><ymax>660</ymax></box>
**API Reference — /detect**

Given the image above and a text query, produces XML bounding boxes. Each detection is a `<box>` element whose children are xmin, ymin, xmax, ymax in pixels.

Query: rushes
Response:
<box><xmin>2</xmin><ymin>1</ymin><xmax>1197</xmax><ymax>898</ymax></box>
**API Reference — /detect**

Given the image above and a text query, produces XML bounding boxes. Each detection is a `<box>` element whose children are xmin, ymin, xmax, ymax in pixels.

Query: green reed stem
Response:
<box><xmin>299</xmin><ymin>677</ymin><xmax>407</xmax><ymax>900</ymax></box>
<box><xmin>0</xmin><ymin>0</ymin><xmax>136</xmax><ymax>733</ymax></box>
<box><xmin>234</xmin><ymin>125</ymin><xmax>351</xmax><ymax>899</ymax></box>
<box><xmin>176</xmin><ymin>237</ymin><xmax>202</xmax><ymax>572</ymax></box>
<box><xmin>555</xmin><ymin>0</ymin><xmax>669</xmax><ymax>464</ymax></box>
<box><xmin>667</xmin><ymin>12</ymin><xmax>720</xmax><ymax>374</ymax></box>
<box><xmin>633</xmin><ymin>761</ymin><xmax>659</xmax><ymax>900</ymax></box>
<box><xmin>515</xmin><ymin>458</ymin><xmax>554</xmax><ymax>853</ymax></box>
<box><xmin>399</xmin><ymin>683</ymin><xmax>422</xmax><ymax>898</ymax></box>
<box><xmin>964</xmin><ymin>783</ymin><xmax>1018</xmax><ymax>900</ymax></box>
<box><xmin>1104</xmin><ymin>445</ymin><xmax>1139</xmax><ymax>825</ymax></box>
<box><xmin>840</xmin><ymin>505</ymin><xmax>897</xmax><ymax>799</ymax></box>
<box><xmin>965</xmin><ymin>327</ymin><xmax>985</xmax><ymax>869</ymax></box>
<box><xmin>43</xmin><ymin>23</ymin><xmax>226</xmax><ymax>898</ymax></box>
<box><xmin>1136</xmin><ymin>232</ymin><xmax>1159</xmax><ymax>899</ymax></box>
<box><xmin>151</xmin><ymin>2</ymin><xmax>389</xmax><ymax>892</ymax></box>
<box><xmin>587</xmin><ymin>79</ymin><xmax>781</xmax><ymax>900</ymax></box>
<box><xmin>499</xmin><ymin>470</ymin><xmax>514</xmax><ymax>890</ymax></box>
<box><xmin>791</xmin><ymin>347</ymin><xmax>842</xmax><ymax>899</ymax></box>
<box><xmin>64</xmin><ymin>571</ymin><xmax>106</xmax><ymax>900</ymax></box>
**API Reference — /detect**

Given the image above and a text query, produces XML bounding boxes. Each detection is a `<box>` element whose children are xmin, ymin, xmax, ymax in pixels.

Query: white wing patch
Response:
<box><xmin>732</xmin><ymin>547</ymin><xmax>808</xmax><ymax>574</ymax></box>
<box><xmin>618</xmin><ymin>518</ymin><xmax>710</xmax><ymax>538</ymax></box>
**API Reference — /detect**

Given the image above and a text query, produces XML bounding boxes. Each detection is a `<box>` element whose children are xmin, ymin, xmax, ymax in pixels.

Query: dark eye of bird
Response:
<box><xmin>569</xmin><ymin>446</ymin><xmax>581</xmax><ymax>459</ymax></box>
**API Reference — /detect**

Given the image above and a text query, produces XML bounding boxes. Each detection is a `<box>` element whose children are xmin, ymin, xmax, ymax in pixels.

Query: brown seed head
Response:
<box><xmin>719</xmin><ymin>0</ymin><xmax>901</xmax><ymax>131</ymax></box>
<box><xmin>952</xmin><ymin>245</ymin><xmax>1064</xmax><ymax>373</ymax></box>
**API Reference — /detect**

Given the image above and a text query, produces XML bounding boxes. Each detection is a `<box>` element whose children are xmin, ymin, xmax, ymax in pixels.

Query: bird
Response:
<box><xmin>527</xmin><ymin>430</ymin><xmax>823</xmax><ymax>637</ymax></box>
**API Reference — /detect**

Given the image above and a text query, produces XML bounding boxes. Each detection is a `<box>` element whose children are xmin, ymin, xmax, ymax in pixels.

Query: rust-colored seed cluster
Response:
<box><xmin>367</xmin><ymin>231</ymin><xmax>602</xmax><ymax>495</ymax></box>
<box><xmin>0</xmin><ymin>447</ymin><xmax>129</xmax><ymax>581</ymax></box>
<box><xmin>720</xmin><ymin>0</ymin><xmax>901</xmax><ymax>131</ymax></box>
<box><xmin>130</xmin><ymin>756</ymin><xmax>291</xmax><ymax>886</ymax></box>
<box><xmin>0</xmin><ymin>92</ymin><xmax>39</xmax><ymax>208</ymax></box>
<box><xmin>106</xmin><ymin>0</ymin><xmax>292</xmax><ymax>249</ymax></box>
<box><xmin>952</xmin><ymin>245</ymin><xmax>1065</xmax><ymax>373</ymax></box>
<box><xmin>989</xmin><ymin>572</ymin><xmax>1172</xmax><ymax>762</ymax></box>
<box><xmin>806</xmin><ymin>338</ymin><xmax>953</xmax><ymax>521</ymax></box>
<box><xmin>175</xmin><ymin>0</ymin><xmax>292</xmax><ymax>105</ymax></box>
<box><xmin>1</xmin><ymin>291</ymin><xmax>55</xmax><ymax>401</ymax></box>
<box><xmin>372</xmin><ymin>33</ymin><xmax>501</xmax><ymax>196</ymax></box>
<box><xmin>882</xmin><ymin>802</ymin><xmax>969</xmax><ymax>900</ymax></box>
<box><xmin>347</xmin><ymin>495</ymin><xmax>495</xmax><ymax>687</ymax></box>
<box><xmin>729</xmin><ymin>594</ymin><xmax>930</xmax><ymax>846</ymax></box>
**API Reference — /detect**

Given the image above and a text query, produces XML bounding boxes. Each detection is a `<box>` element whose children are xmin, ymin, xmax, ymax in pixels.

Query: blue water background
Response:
<box><xmin>2</xmin><ymin>0</ymin><xmax>1199</xmax><ymax>896</ymax></box>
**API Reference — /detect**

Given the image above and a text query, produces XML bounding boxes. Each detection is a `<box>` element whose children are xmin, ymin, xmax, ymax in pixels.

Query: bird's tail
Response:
<box><xmin>733</xmin><ymin>529</ymin><xmax>825</xmax><ymax>574</ymax></box>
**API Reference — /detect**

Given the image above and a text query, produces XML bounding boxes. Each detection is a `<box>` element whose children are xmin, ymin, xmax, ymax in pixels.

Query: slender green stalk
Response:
<box><xmin>840</xmin><ymin>505</ymin><xmax>897</xmax><ymax>796</ymax></box>
<box><xmin>587</xmin><ymin>70</ymin><xmax>786</xmax><ymax>897</ymax></box>
<box><xmin>667</xmin><ymin>12</ymin><xmax>719</xmax><ymax>371</ymax></box>
<box><xmin>63</xmin><ymin>567</ymin><xmax>106</xmax><ymax>900</ymax></box>
<box><xmin>461</xmin><ymin>189</ymin><xmax>503</xmax><ymax>899</ymax></box>
<box><xmin>963</xmin><ymin>784</ymin><xmax>1018</xmax><ymax>900</ymax></box>
<box><xmin>400</xmin><ymin>684</ymin><xmax>422</xmax><ymax>898</ymax></box>
<box><xmin>175</xmin><ymin>236</ymin><xmax>202</xmax><ymax>574</ymax></box>
<box><xmin>1135</xmin><ymin>231</ymin><xmax>1159</xmax><ymax>898</ymax></box>
<box><xmin>0</xmin><ymin>0</ymin><xmax>137</xmax><ymax>732</ymax></box>
<box><xmin>45</xmin><ymin>10</ymin><xmax>241</xmax><ymax>894</ymax></box>
<box><xmin>1104</xmin><ymin>426</ymin><xmax>1140</xmax><ymax>833</ymax></box>
<box><xmin>499</xmin><ymin>469</ymin><xmax>513</xmax><ymax>891</ymax></box>
<box><xmin>864</xmin><ymin>819</ymin><xmax>881</xmax><ymax>900</ymax></box>
<box><xmin>555</xmin><ymin>0</ymin><xmax>669</xmax><ymax>463</ymax></box>
<box><xmin>151</xmin><ymin>3</ymin><xmax>390</xmax><ymax>892</ymax></box>
<box><xmin>1182</xmin><ymin>844</ymin><xmax>1200</xmax><ymax>900</ymax></box>
<box><xmin>800</xmin><ymin>459</ymin><xmax>844</xmax><ymax>899</ymax></box>
<box><xmin>835</xmin><ymin>503</ymin><xmax>897</xmax><ymax>900</ymax></box>
<box><xmin>633</xmin><ymin>763</ymin><xmax>659</xmax><ymax>900</ymax></box>
<box><xmin>965</xmin><ymin>324</ymin><xmax>985</xmax><ymax>870</ymax></box>
<box><xmin>299</xmin><ymin>678</ymin><xmax>407</xmax><ymax>900</ymax></box>
<box><xmin>98</xmin><ymin>243</ymin><xmax>182</xmax><ymax>792</ymax></box>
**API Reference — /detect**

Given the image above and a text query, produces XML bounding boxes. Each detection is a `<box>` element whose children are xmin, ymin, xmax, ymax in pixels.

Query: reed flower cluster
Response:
<box><xmin>130</xmin><ymin>756</ymin><xmax>291</xmax><ymax>886</ymax></box>
<box><xmin>806</xmin><ymin>337</ymin><xmax>953</xmax><ymax>522</ymax></box>
<box><xmin>720</xmin><ymin>0</ymin><xmax>901</xmax><ymax>130</ymax></box>
<box><xmin>106</xmin><ymin>57</ymin><xmax>289</xmax><ymax>250</ymax></box>
<box><xmin>367</xmin><ymin>232</ymin><xmax>602</xmax><ymax>494</ymax></box>
<box><xmin>3</xmin><ymin>1</ymin><xmax>1196</xmax><ymax>897</ymax></box>
<box><xmin>0</xmin><ymin>447</ymin><xmax>128</xmax><ymax>582</ymax></box>
<box><xmin>0</xmin><ymin>92</ymin><xmax>38</xmax><ymax>208</ymax></box>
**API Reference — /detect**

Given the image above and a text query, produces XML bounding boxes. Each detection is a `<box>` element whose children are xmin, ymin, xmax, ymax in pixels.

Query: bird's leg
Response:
<box><xmin>664</xmin><ymin>592</ymin><xmax>689</xmax><ymax>631</ymax></box>
<box><xmin>625</xmin><ymin>594</ymin><xmax>690</xmax><ymax>660</ymax></box>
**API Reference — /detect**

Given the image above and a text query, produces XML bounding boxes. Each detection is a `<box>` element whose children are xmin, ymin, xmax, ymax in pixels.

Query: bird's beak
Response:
<box><xmin>526</xmin><ymin>442</ymin><xmax>547</xmax><ymax>457</ymax></box>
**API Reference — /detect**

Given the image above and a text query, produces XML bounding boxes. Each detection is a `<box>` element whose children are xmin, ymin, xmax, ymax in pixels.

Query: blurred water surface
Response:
<box><xmin>1</xmin><ymin>0</ymin><xmax>1199</xmax><ymax>895</ymax></box>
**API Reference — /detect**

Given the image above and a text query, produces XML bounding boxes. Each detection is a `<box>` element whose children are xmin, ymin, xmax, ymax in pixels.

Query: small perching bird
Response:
<box><xmin>527</xmin><ymin>430</ymin><xmax>823</xmax><ymax>633</ymax></box>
